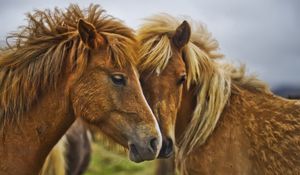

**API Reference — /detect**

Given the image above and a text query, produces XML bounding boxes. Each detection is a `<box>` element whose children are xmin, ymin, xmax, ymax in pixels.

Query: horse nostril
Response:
<box><xmin>148</xmin><ymin>137</ymin><xmax>158</xmax><ymax>154</ymax></box>
<box><xmin>129</xmin><ymin>143</ymin><xmax>139</xmax><ymax>156</ymax></box>
<box><xmin>165</xmin><ymin>138</ymin><xmax>173</xmax><ymax>153</ymax></box>
<box><xmin>158</xmin><ymin>137</ymin><xmax>174</xmax><ymax>158</ymax></box>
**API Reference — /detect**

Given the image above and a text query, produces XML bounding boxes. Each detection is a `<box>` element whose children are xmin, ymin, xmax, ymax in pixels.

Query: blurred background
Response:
<box><xmin>0</xmin><ymin>0</ymin><xmax>299</xmax><ymax>174</ymax></box>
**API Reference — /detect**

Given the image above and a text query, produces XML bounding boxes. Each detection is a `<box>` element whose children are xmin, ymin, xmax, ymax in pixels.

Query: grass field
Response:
<box><xmin>84</xmin><ymin>141</ymin><xmax>156</xmax><ymax>175</ymax></box>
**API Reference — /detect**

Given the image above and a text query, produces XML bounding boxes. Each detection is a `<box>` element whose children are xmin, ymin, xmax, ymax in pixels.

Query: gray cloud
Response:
<box><xmin>0</xmin><ymin>0</ymin><xmax>299</xmax><ymax>87</ymax></box>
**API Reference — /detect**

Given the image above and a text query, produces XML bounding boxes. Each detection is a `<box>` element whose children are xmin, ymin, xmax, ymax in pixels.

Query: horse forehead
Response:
<box><xmin>160</xmin><ymin>59</ymin><xmax>186</xmax><ymax>77</ymax></box>
<box><xmin>89</xmin><ymin>50</ymin><xmax>135</xmax><ymax>71</ymax></box>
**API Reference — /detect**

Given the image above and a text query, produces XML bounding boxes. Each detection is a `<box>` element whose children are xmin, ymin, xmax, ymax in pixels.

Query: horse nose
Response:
<box><xmin>158</xmin><ymin>137</ymin><xmax>174</xmax><ymax>158</ymax></box>
<box><xmin>128</xmin><ymin>137</ymin><xmax>160</xmax><ymax>163</ymax></box>
<box><xmin>148</xmin><ymin>137</ymin><xmax>159</xmax><ymax>154</ymax></box>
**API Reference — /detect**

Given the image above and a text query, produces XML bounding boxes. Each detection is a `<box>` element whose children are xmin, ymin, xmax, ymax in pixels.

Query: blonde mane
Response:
<box><xmin>137</xmin><ymin>14</ymin><xmax>270</xmax><ymax>174</ymax></box>
<box><xmin>0</xmin><ymin>4</ymin><xmax>136</xmax><ymax>127</ymax></box>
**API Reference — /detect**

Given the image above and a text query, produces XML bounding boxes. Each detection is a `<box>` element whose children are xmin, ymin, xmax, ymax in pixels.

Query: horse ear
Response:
<box><xmin>172</xmin><ymin>20</ymin><xmax>191</xmax><ymax>49</ymax></box>
<box><xmin>77</xmin><ymin>19</ymin><xmax>105</xmax><ymax>49</ymax></box>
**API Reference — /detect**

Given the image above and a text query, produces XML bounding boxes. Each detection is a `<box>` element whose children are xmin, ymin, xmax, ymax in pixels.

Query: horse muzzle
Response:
<box><xmin>128</xmin><ymin>137</ymin><xmax>160</xmax><ymax>163</ymax></box>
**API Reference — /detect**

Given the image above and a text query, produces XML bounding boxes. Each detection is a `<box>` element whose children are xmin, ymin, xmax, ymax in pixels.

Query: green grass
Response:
<box><xmin>84</xmin><ymin>142</ymin><xmax>156</xmax><ymax>175</ymax></box>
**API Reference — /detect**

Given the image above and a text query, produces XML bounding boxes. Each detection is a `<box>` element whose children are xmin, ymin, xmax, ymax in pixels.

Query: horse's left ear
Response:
<box><xmin>78</xmin><ymin>19</ymin><xmax>105</xmax><ymax>49</ymax></box>
<box><xmin>172</xmin><ymin>20</ymin><xmax>191</xmax><ymax>49</ymax></box>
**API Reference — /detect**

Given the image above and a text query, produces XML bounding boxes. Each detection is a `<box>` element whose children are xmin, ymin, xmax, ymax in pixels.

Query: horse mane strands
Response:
<box><xmin>176</xmin><ymin>65</ymin><xmax>231</xmax><ymax>174</ymax></box>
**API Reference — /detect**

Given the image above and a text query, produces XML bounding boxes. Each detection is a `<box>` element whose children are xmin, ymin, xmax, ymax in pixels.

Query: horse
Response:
<box><xmin>41</xmin><ymin>119</ymin><xmax>92</xmax><ymax>175</ymax></box>
<box><xmin>0</xmin><ymin>4</ymin><xmax>162</xmax><ymax>175</ymax></box>
<box><xmin>64</xmin><ymin>119</ymin><xmax>91</xmax><ymax>175</ymax></box>
<box><xmin>137</xmin><ymin>14</ymin><xmax>300</xmax><ymax>175</ymax></box>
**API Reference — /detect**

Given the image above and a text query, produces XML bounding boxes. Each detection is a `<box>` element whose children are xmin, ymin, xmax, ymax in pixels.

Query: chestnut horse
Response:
<box><xmin>0</xmin><ymin>5</ymin><xmax>162</xmax><ymax>175</ymax></box>
<box><xmin>137</xmin><ymin>14</ymin><xmax>300</xmax><ymax>175</ymax></box>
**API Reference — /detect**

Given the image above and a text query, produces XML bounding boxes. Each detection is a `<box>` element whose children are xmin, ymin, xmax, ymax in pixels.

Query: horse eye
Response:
<box><xmin>178</xmin><ymin>74</ymin><xmax>186</xmax><ymax>85</ymax></box>
<box><xmin>111</xmin><ymin>74</ymin><xmax>126</xmax><ymax>86</ymax></box>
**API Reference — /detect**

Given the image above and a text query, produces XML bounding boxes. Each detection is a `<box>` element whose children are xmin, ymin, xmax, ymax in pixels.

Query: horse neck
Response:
<box><xmin>175</xmin><ymin>81</ymin><xmax>273</xmax><ymax>144</ymax></box>
<box><xmin>0</xmin><ymin>78</ymin><xmax>75</xmax><ymax>175</ymax></box>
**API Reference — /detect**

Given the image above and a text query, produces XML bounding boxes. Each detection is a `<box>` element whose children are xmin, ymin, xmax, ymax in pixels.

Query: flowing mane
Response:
<box><xmin>0</xmin><ymin>4</ymin><xmax>136</xmax><ymax>127</ymax></box>
<box><xmin>137</xmin><ymin>14</ymin><xmax>270</xmax><ymax>173</ymax></box>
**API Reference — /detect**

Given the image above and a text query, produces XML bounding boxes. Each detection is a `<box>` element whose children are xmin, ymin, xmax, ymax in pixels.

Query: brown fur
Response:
<box><xmin>179</xmin><ymin>85</ymin><xmax>300</xmax><ymax>175</ymax></box>
<box><xmin>0</xmin><ymin>5</ymin><xmax>162</xmax><ymax>175</ymax></box>
<box><xmin>137</xmin><ymin>14</ymin><xmax>300</xmax><ymax>175</ymax></box>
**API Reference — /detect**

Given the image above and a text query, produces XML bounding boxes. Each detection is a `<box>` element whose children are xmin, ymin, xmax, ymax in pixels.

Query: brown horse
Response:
<box><xmin>0</xmin><ymin>5</ymin><xmax>162</xmax><ymax>175</ymax></box>
<box><xmin>65</xmin><ymin>119</ymin><xmax>91</xmax><ymax>175</ymax></box>
<box><xmin>137</xmin><ymin>14</ymin><xmax>300</xmax><ymax>175</ymax></box>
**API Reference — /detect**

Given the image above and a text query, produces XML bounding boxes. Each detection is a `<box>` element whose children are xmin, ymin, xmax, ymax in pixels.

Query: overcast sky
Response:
<box><xmin>0</xmin><ymin>0</ymin><xmax>299</xmax><ymax>87</ymax></box>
